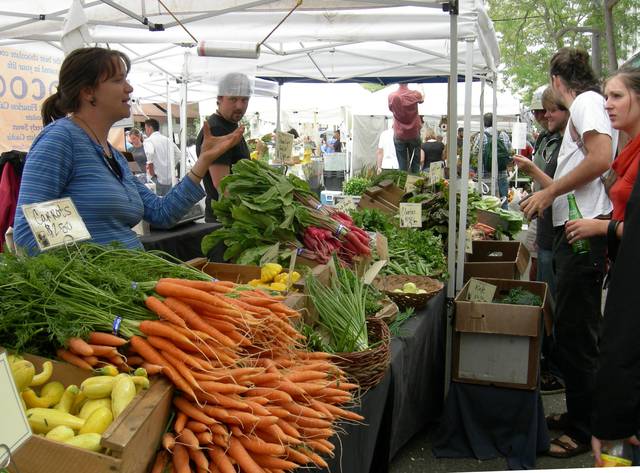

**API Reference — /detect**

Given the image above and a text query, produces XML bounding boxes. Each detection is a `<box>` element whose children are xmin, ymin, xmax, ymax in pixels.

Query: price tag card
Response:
<box><xmin>22</xmin><ymin>197</ymin><xmax>91</xmax><ymax>251</ymax></box>
<box><xmin>511</xmin><ymin>122</ymin><xmax>528</xmax><ymax>151</ymax></box>
<box><xmin>429</xmin><ymin>161</ymin><xmax>445</xmax><ymax>185</ymax></box>
<box><xmin>399</xmin><ymin>202</ymin><xmax>422</xmax><ymax>228</ymax></box>
<box><xmin>335</xmin><ymin>195</ymin><xmax>358</xmax><ymax>213</ymax></box>
<box><xmin>404</xmin><ymin>174</ymin><xmax>422</xmax><ymax>193</ymax></box>
<box><xmin>465</xmin><ymin>228</ymin><xmax>474</xmax><ymax>254</ymax></box>
<box><xmin>275</xmin><ymin>131</ymin><xmax>294</xmax><ymax>163</ymax></box>
<box><xmin>467</xmin><ymin>278</ymin><xmax>497</xmax><ymax>303</ymax></box>
<box><xmin>0</xmin><ymin>351</ymin><xmax>32</xmax><ymax>466</ymax></box>
<box><xmin>259</xmin><ymin>242</ymin><xmax>280</xmax><ymax>267</ymax></box>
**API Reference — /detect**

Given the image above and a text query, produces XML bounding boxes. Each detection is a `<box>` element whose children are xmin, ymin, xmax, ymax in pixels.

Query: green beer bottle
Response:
<box><xmin>567</xmin><ymin>193</ymin><xmax>590</xmax><ymax>254</ymax></box>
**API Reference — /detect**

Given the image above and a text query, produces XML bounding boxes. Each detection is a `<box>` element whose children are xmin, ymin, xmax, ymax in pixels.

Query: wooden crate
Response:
<box><xmin>11</xmin><ymin>355</ymin><xmax>173</xmax><ymax>473</ymax></box>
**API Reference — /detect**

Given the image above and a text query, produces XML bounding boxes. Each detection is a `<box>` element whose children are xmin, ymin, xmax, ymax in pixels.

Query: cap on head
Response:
<box><xmin>218</xmin><ymin>72</ymin><xmax>253</xmax><ymax>97</ymax></box>
<box><xmin>530</xmin><ymin>85</ymin><xmax>546</xmax><ymax>110</ymax></box>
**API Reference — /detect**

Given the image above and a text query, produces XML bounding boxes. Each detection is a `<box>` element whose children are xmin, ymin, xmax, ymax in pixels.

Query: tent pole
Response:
<box><xmin>478</xmin><ymin>78</ymin><xmax>485</xmax><ymax>194</ymax></box>
<box><xmin>444</xmin><ymin>0</ymin><xmax>459</xmax><ymax>399</ymax></box>
<box><xmin>166</xmin><ymin>74</ymin><xmax>176</xmax><ymax>186</ymax></box>
<box><xmin>455</xmin><ymin>39</ymin><xmax>474</xmax><ymax>291</ymax></box>
<box><xmin>491</xmin><ymin>73</ymin><xmax>498</xmax><ymax>197</ymax></box>
<box><xmin>276</xmin><ymin>82</ymin><xmax>282</xmax><ymax>132</ymax></box>
<box><xmin>180</xmin><ymin>52</ymin><xmax>188</xmax><ymax>180</ymax></box>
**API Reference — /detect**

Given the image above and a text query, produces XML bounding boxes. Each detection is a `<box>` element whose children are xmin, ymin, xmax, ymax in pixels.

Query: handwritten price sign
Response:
<box><xmin>467</xmin><ymin>278</ymin><xmax>497</xmax><ymax>303</ymax></box>
<box><xmin>275</xmin><ymin>131</ymin><xmax>294</xmax><ymax>163</ymax></box>
<box><xmin>399</xmin><ymin>202</ymin><xmax>422</xmax><ymax>228</ymax></box>
<box><xmin>22</xmin><ymin>198</ymin><xmax>91</xmax><ymax>251</ymax></box>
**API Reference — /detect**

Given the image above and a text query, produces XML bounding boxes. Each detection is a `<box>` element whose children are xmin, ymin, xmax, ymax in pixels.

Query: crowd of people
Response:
<box><xmin>7</xmin><ymin>42</ymin><xmax>640</xmax><ymax>467</ymax></box>
<box><xmin>515</xmin><ymin>47</ymin><xmax>640</xmax><ymax>463</ymax></box>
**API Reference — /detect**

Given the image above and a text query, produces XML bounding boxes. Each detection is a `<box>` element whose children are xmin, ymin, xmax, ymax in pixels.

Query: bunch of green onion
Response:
<box><xmin>305</xmin><ymin>261</ymin><xmax>369</xmax><ymax>353</ymax></box>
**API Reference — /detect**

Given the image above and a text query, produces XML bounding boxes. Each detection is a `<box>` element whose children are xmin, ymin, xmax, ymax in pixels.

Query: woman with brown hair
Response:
<box><xmin>420</xmin><ymin>128</ymin><xmax>445</xmax><ymax>171</ymax></box>
<box><xmin>13</xmin><ymin>47</ymin><xmax>242</xmax><ymax>253</ymax></box>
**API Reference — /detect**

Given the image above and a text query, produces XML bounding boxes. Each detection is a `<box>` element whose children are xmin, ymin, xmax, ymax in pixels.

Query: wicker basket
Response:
<box><xmin>331</xmin><ymin>317</ymin><xmax>391</xmax><ymax>391</ymax></box>
<box><xmin>374</xmin><ymin>274</ymin><xmax>444</xmax><ymax>310</ymax></box>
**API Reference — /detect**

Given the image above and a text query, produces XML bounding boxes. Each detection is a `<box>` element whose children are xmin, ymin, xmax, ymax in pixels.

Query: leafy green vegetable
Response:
<box><xmin>350</xmin><ymin>208</ymin><xmax>396</xmax><ymax>235</ymax></box>
<box><xmin>342</xmin><ymin>177</ymin><xmax>372</xmax><ymax>196</ymax></box>
<box><xmin>493</xmin><ymin>287</ymin><xmax>542</xmax><ymax>306</ymax></box>
<box><xmin>371</xmin><ymin>170</ymin><xmax>408</xmax><ymax>188</ymax></box>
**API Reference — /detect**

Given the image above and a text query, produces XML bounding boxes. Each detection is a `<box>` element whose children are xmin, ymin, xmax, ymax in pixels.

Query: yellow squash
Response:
<box><xmin>22</xmin><ymin>381</ymin><xmax>65</xmax><ymax>409</ymax></box>
<box><xmin>29</xmin><ymin>361</ymin><xmax>53</xmax><ymax>387</ymax></box>
<box><xmin>80</xmin><ymin>376</ymin><xmax>115</xmax><ymax>399</ymax></box>
<box><xmin>93</xmin><ymin>364</ymin><xmax>119</xmax><ymax>377</ymax></box>
<box><xmin>54</xmin><ymin>385</ymin><xmax>79</xmax><ymax>413</ymax></box>
<box><xmin>79</xmin><ymin>406</ymin><xmax>113</xmax><ymax>435</ymax></box>
<box><xmin>78</xmin><ymin>398</ymin><xmax>112</xmax><ymax>419</ymax></box>
<box><xmin>260</xmin><ymin>263</ymin><xmax>283</xmax><ymax>283</ymax></box>
<box><xmin>64</xmin><ymin>433</ymin><xmax>102</xmax><ymax>452</ymax></box>
<box><xmin>45</xmin><ymin>425</ymin><xmax>76</xmax><ymax>442</ymax></box>
<box><xmin>111</xmin><ymin>375</ymin><xmax>136</xmax><ymax>419</ymax></box>
<box><xmin>10</xmin><ymin>359</ymin><xmax>35</xmax><ymax>392</ymax></box>
<box><xmin>26</xmin><ymin>408</ymin><xmax>85</xmax><ymax>434</ymax></box>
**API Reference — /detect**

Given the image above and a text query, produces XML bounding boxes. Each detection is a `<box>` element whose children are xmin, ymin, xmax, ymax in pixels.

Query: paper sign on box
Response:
<box><xmin>22</xmin><ymin>197</ymin><xmax>91</xmax><ymax>251</ymax></box>
<box><xmin>467</xmin><ymin>278</ymin><xmax>497</xmax><ymax>302</ymax></box>
<box><xmin>399</xmin><ymin>202</ymin><xmax>422</xmax><ymax>228</ymax></box>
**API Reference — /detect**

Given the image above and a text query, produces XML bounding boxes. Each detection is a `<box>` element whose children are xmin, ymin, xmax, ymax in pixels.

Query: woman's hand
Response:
<box><xmin>513</xmin><ymin>154</ymin><xmax>535</xmax><ymax>173</ymax></box>
<box><xmin>565</xmin><ymin>218</ymin><xmax>608</xmax><ymax>244</ymax></box>
<box><xmin>198</xmin><ymin>123</ymin><xmax>244</xmax><ymax>166</ymax></box>
<box><xmin>592</xmin><ymin>435</ymin><xmax>640</xmax><ymax>467</ymax></box>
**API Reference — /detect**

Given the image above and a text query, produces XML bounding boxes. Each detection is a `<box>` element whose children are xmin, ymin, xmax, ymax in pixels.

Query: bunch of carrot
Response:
<box><xmin>57</xmin><ymin>333</ymin><xmax>130</xmax><ymax>372</ymax></box>
<box><xmin>126</xmin><ymin>278</ymin><xmax>364</xmax><ymax>473</ymax></box>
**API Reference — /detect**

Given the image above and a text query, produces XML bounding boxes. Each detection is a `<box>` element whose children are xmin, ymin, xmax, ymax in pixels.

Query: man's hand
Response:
<box><xmin>520</xmin><ymin>188</ymin><xmax>555</xmax><ymax>220</ymax></box>
<box><xmin>513</xmin><ymin>155</ymin><xmax>536</xmax><ymax>174</ymax></box>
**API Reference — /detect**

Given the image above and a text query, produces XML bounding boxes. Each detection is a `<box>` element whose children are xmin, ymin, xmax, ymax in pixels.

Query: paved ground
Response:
<box><xmin>389</xmin><ymin>391</ymin><xmax>594</xmax><ymax>472</ymax></box>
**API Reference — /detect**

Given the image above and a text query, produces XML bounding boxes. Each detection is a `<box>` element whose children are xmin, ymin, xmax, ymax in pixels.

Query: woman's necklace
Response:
<box><xmin>72</xmin><ymin>114</ymin><xmax>122</xmax><ymax>180</ymax></box>
<box><xmin>73</xmin><ymin>114</ymin><xmax>111</xmax><ymax>157</ymax></box>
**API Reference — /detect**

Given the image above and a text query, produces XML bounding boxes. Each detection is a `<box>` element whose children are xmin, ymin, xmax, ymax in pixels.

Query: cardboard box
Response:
<box><xmin>358</xmin><ymin>180</ymin><xmax>405</xmax><ymax>215</ymax></box>
<box><xmin>12</xmin><ymin>355</ymin><xmax>173</xmax><ymax>473</ymax></box>
<box><xmin>452</xmin><ymin>278</ymin><xmax>549</xmax><ymax>390</ymax></box>
<box><xmin>476</xmin><ymin>209</ymin><xmax>510</xmax><ymax>232</ymax></box>
<box><xmin>463</xmin><ymin>240</ymin><xmax>530</xmax><ymax>283</ymax></box>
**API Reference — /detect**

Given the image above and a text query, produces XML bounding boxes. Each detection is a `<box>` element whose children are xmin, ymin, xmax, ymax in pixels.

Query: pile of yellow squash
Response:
<box><xmin>9</xmin><ymin>355</ymin><xmax>149</xmax><ymax>453</ymax></box>
<box><xmin>249</xmin><ymin>263</ymin><xmax>301</xmax><ymax>292</ymax></box>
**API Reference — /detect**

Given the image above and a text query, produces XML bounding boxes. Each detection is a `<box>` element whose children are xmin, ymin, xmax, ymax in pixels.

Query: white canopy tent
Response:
<box><xmin>0</xmin><ymin>1</ymin><xmax>503</xmax><ymax>392</ymax></box>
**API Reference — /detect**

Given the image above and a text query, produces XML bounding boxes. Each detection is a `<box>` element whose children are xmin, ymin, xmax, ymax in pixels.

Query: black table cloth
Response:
<box><xmin>140</xmin><ymin>221</ymin><xmax>220</xmax><ymax>261</ymax></box>
<box><xmin>433</xmin><ymin>382</ymin><xmax>550</xmax><ymax>470</ymax></box>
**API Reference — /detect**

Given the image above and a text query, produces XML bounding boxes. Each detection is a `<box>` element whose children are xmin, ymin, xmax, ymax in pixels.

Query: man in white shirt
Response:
<box><xmin>521</xmin><ymin>48</ymin><xmax>613</xmax><ymax>458</ymax></box>
<box><xmin>144</xmin><ymin>118</ymin><xmax>180</xmax><ymax>196</ymax></box>
<box><xmin>376</xmin><ymin>124</ymin><xmax>399</xmax><ymax>173</ymax></box>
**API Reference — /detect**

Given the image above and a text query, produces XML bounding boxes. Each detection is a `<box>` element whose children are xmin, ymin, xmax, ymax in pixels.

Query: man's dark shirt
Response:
<box><xmin>196</xmin><ymin>113</ymin><xmax>250</xmax><ymax>222</ymax></box>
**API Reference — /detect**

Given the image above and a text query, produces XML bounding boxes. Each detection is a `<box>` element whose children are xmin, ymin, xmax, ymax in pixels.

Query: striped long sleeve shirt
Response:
<box><xmin>14</xmin><ymin>117</ymin><xmax>204</xmax><ymax>253</ymax></box>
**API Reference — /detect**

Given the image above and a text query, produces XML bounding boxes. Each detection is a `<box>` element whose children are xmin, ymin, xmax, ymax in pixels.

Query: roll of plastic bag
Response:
<box><xmin>197</xmin><ymin>41</ymin><xmax>260</xmax><ymax>59</ymax></box>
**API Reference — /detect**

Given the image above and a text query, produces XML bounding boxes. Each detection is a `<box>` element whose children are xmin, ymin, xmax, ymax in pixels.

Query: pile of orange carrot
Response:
<box><xmin>113</xmin><ymin>277</ymin><xmax>363</xmax><ymax>473</ymax></box>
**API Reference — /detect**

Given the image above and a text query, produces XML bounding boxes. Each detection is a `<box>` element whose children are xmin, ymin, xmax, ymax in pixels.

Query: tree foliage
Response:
<box><xmin>487</xmin><ymin>0</ymin><xmax>640</xmax><ymax>102</ymax></box>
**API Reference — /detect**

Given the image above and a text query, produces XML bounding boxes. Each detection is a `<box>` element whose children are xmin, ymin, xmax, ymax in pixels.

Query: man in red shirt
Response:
<box><xmin>388</xmin><ymin>83</ymin><xmax>424</xmax><ymax>174</ymax></box>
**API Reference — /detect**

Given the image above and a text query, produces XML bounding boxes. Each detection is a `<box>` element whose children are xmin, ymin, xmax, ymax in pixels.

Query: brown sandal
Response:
<box><xmin>546</xmin><ymin>435</ymin><xmax>590</xmax><ymax>458</ymax></box>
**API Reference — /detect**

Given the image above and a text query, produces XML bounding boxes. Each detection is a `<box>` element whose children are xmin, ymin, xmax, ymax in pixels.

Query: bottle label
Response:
<box><xmin>600</xmin><ymin>453</ymin><xmax>632</xmax><ymax>467</ymax></box>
